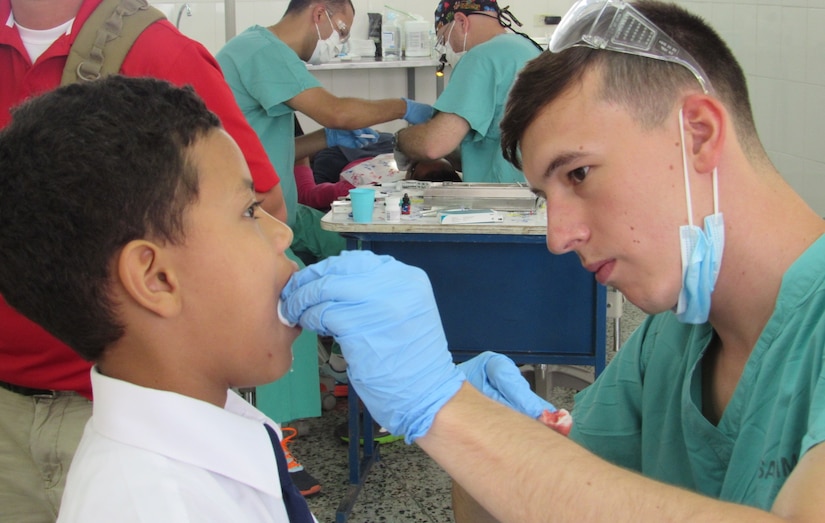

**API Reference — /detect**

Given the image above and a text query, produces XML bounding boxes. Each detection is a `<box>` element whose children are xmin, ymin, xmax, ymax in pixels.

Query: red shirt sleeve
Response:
<box><xmin>120</xmin><ymin>21</ymin><xmax>280</xmax><ymax>192</ymax></box>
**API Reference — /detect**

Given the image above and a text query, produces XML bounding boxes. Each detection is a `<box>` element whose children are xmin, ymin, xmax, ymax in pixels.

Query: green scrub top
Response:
<box><xmin>570</xmin><ymin>234</ymin><xmax>825</xmax><ymax>509</ymax></box>
<box><xmin>433</xmin><ymin>33</ymin><xmax>540</xmax><ymax>183</ymax></box>
<box><xmin>217</xmin><ymin>25</ymin><xmax>321</xmax><ymax>226</ymax></box>
<box><xmin>218</xmin><ymin>26</ymin><xmax>344</xmax><ymax>261</ymax></box>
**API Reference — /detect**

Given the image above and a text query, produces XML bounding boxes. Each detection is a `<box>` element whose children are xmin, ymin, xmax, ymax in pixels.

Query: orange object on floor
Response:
<box><xmin>280</xmin><ymin>427</ymin><xmax>321</xmax><ymax>497</ymax></box>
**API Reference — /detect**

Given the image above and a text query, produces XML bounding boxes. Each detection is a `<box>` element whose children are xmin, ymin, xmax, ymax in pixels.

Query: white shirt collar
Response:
<box><xmin>90</xmin><ymin>366</ymin><xmax>282</xmax><ymax>497</ymax></box>
<box><xmin>6</xmin><ymin>10</ymin><xmax>74</xmax><ymax>34</ymax></box>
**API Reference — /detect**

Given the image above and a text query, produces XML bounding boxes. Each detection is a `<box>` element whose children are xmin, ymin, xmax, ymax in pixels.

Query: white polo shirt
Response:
<box><xmin>57</xmin><ymin>367</ymin><xmax>316</xmax><ymax>522</ymax></box>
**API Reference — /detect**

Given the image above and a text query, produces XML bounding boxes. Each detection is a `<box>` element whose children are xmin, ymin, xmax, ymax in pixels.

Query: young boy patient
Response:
<box><xmin>0</xmin><ymin>76</ymin><xmax>316</xmax><ymax>522</ymax></box>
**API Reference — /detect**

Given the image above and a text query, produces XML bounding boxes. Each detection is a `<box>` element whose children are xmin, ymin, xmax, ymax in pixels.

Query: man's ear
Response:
<box><xmin>311</xmin><ymin>3</ymin><xmax>326</xmax><ymax>24</ymax></box>
<box><xmin>681</xmin><ymin>94</ymin><xmax>726</xmax><ymax>175</ymax></box>
<box><xmin>455</xmin><ymin>12</ymin><xmax>469</xmax><ymax>33</ymax></box>
<box><xmin>117</xmin><ymin>240</ymin><xmax>181</xmax><ymax>318</ymax></box>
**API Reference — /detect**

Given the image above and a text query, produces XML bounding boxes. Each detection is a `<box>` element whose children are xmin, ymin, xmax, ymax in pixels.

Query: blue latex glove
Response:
<box><xmin>458</xmin><ymin>352</ymin><xmax>557</xmax><ymax>418</ymax></box>
<box><xmin>402</xmin><ymin>98</ymin><xmax>434</xmax><ymax>124</ymax></box>
<box><xmin>325</xmin><ymin>128</ymin><xmax>380</xmax><ymax>149</ymax></box>
<box><xmin>280</xmin><ymin>251</ymin><xmax>465</xmax><ymax>443</ymax></box>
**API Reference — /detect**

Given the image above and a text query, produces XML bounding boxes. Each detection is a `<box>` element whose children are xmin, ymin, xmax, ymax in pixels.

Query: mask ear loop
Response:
<box><xmin>443</xmin><ymin>20</ymin><xmax>456</xmax><ymax>50</ymax></box>
<box><xmin>680</xmin><ymin>108</ymin><xmax>721</xmax><ymax>223</ymax></box>
<box><xmin>324</xmin><ymin>10</ymin><xmax>338</xmax><ymax>41</ymax></box>
<box><xmin>679</xmin><ymin>108</ymin><xmax>695</xmax><ymax>228</ymax></box>
<box><xmin>712</xmin><ymin>168</ymin><xmax>719</xmax><ymax>215</ymax></box>
<box><xmin>447</xmin><ymin>17</ymin><xmax>466</xmax><ymax>53</ymax></box>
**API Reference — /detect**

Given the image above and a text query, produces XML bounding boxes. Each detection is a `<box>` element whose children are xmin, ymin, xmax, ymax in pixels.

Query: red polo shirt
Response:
<box><xmin>0</xmin><ymin>0</ymin><xmax>280</xmax><ymax>398</ymax></box>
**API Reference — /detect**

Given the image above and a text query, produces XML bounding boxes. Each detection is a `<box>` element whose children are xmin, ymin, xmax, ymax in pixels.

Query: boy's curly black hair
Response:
<box><xmin>0</xmin><ymin>76</ymin><xmax>221</xmax><ymax>361</ymax></box>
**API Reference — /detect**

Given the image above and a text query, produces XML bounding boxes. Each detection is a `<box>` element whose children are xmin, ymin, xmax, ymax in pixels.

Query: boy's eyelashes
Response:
<box><xmin>244</xmin><ymin>200</ymin><xmax>263</xmax><ymax>219</ymax></box>
<box><xmin>568</xmin><ymin>165</ymin><xmax>590</xmax><ymax>184</ymax></box>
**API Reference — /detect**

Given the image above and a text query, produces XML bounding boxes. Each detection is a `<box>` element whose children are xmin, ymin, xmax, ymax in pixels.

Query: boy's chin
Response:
<box><xmin>241</xmin><ymin>360</ymin><xmax>294</xmax><ymax>388</ymax></box>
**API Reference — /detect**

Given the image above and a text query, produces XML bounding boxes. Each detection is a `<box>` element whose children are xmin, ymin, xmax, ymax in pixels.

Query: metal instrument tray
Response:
<box><xmin>422</xmin><ymin>182</ymin><xmax>537</xmax><ymax>211</ymax></box>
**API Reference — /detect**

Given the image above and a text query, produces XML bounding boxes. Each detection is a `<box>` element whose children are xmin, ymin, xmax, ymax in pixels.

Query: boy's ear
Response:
<box><xmin>117</xmin><ymin>240</ymin><xmax>181</xmax><ymax>317</ymax></box>
<box><xmin>681</xmin><ymin>93</ymin><xmax>726</xmax><ymax>175</ymax></box>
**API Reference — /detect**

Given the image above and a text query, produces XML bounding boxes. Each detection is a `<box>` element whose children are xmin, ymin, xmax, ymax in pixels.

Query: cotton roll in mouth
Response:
<box><xmin>277</xmin><ymin>299</ymin><xmax>296</xmax><ymax>327</ymax></box>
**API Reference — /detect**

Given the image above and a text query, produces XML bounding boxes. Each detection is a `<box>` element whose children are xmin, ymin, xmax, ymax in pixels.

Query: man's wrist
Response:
<box><xmin>393</xmin><ymin>129</ymin><xmax>411</xmax><ymax>171</ymax></box>
<box><xmin>393</xmin><ymin>129</ymin><xmax>403</xmax><ymax>151</ymax></box>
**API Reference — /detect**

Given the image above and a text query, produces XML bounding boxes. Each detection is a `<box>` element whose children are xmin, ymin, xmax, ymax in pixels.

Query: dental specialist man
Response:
<box><xmin>280</xmin><ymin>1</ymin><xmax>825</xmax><ymax>522</ymax></box>
<box><xmin>392</xmin><ymin>0</ymin><xmax>542</xmax><ymax>184</ymax></box>
<box><xmin>217</xmin><ymin>0</ymin><xmax>433</xmax><ymax>262</ymax></box>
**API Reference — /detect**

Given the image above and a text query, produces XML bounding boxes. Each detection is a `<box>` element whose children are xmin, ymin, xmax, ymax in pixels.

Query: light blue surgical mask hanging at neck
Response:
<box><xmin>674</xmin><ymin>109</ymin><xmax>724</xmax><ymax>324</ymax></box>
<box><xmin>308</xmin><ymin>11</ymin><xmax>341</xmax><ymax>65</ymax></box>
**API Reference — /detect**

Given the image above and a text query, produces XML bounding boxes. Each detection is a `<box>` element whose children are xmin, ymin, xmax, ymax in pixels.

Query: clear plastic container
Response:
<box><xmin>404</xmin><ymin>20</ymin><xmax>430</xmax><ymax>57</ymax></box>
<box><xmin>385</xmin><ymin>194</ymin><xmax>402</xmax><ymax>222</ymax></box>
<box><xmin>381</xmin><ymin>12</ymin><xmax>400</xmax><ymax>60</ymax></box>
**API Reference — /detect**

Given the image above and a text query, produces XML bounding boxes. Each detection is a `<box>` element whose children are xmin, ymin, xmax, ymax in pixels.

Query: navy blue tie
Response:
<box><xmin>263</xmin><ymin>424</ymin><xmax>315</xmax><ymax>522</ymax></box>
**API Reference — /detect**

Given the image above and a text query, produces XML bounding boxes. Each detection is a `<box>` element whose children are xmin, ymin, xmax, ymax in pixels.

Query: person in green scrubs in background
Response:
<box><xmin>393</xmin><ymin>0</ymin><xmax>542</xmax><ymax>183</ymax></box>
<box><xmin>216</xmin><ymin>0</ymin><xmax>433</xmax><ymax>263</ymax></box>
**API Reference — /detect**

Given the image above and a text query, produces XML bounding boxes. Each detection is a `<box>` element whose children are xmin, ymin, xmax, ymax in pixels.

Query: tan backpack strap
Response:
<box><xmin>61</xmin><ymin>0</ymin><xmax>166</xmax><ymax>85</ymax></box>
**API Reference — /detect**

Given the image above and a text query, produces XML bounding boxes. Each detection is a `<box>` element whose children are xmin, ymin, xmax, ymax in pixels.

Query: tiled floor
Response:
<box><xmin>286</xmin><ymin>301</ymin><xmax>647</xmax><ymax>523</ymax></box>
<box><xmin>290</xmin><ymin>397</ymin><xmax>456</xmax><ymax>523</ymax></box>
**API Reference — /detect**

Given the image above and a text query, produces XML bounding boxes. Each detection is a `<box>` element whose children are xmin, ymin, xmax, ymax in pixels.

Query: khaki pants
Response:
<box><xmin>0</xmin><ymin>387</ymin><xmax>91</xmax><ymax>523</ymax></box>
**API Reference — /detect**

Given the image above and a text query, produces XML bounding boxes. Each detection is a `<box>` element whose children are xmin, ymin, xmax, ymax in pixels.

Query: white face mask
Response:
<box><xmin>444</xmin><ymin>22</ymin><xmax>467</xmax><ymax>68</ymax></box>
<box><xmin>308</xmin><ymin>11</ymin><xmax>341</xmax><ymax>65</ymax></box>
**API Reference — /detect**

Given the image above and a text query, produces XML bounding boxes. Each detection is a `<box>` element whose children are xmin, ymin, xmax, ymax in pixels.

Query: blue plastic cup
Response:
<box><xmin>349</xmin><ymin>188</ymin><xmax>376</xmax><ymax>223</ymax></box>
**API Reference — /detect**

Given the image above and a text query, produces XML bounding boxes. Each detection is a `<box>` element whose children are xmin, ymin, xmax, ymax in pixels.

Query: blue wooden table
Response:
<box><xmin>321</xmin><ymin>210</ymin><xmax>606</xmax><ymax>522</ymax></box>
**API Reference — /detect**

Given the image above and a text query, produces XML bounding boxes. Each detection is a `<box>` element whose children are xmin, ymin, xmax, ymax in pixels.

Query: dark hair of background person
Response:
<box><xmin>407</xmin><ymin>159</ymin><xmax>462</xmax><ymax>182</ymax></box>
<box><xmin>285</xmin><ymin>0</ymin><xmax>355</xmax><ymax>16</ymax></box>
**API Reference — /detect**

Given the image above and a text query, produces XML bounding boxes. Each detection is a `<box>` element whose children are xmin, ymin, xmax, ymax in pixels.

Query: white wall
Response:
<box><xmin>162</xmin><ymin>0</ymin><xmax>825</xmax><ymax>215</ymax></box>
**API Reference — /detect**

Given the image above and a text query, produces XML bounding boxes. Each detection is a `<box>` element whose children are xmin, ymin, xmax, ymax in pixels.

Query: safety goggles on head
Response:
<box><xmin>326</xmin><ymin>9</ymin><xmax>350</xmax><ymax>43</ymax></box>
<box><xmin>550</xmin><ymin>0</ymin><xmax>712</xmax><ymax>94</ymax></box>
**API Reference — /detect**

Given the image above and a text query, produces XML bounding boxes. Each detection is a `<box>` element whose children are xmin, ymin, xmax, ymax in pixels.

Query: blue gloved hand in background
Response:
<box><xmin>402</xmin><ymin>98</ymin><xmax>434</xmax><ymax>124</ymax></box>
<box><xmin>325</xmin><ymin>128</ymin><xmax>380</xmax><ymax>148</ymax></box>
<box><xmin>280</xmin><ymin>251</ymin><xmax>465</xmax><ymax>443</ymax></box>
<box><xmin>458</xmin><ymin>352</ymin><xmax>557</xmax><ymax>419</ymax></box>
